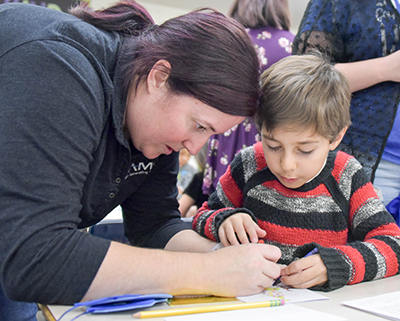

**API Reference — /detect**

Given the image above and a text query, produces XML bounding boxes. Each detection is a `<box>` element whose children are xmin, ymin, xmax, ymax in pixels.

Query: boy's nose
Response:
<box><xmin>280</xmin><ymin>154</ymin><xmax>297</xmax><ymax>172</ymax></box>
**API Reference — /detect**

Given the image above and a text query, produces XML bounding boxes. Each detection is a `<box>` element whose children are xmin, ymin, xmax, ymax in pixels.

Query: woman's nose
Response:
<box><xmin>183</xmin><ymin>137</ymin><xmax>208</xmax><ymax>156</ymax></box>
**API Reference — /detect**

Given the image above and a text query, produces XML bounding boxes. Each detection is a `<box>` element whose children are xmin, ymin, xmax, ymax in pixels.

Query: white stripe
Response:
<box><xmin>352</xmin><ymin>198</ymin><xmax>386</xmax><ymax>230</ymax></box>
<box><xmin>248</xmin><ymin>185</ymin><xmax>341</xmax><ymax>213</ymax></box>
<box><xmin>364</xmin><ymin>242</ymin><xmax>387</xmax><ymax>280</ymax></box>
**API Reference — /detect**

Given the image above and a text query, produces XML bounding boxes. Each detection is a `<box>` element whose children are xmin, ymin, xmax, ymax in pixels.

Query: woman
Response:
<box><xmin>0</xmin><ymin>0</ymin><xmax>281</xmax><ymax>313</ymax></box>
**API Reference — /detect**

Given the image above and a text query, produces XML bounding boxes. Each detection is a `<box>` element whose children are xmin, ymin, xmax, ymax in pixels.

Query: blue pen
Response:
<box><xmin>304</xmin><ymin>247</ymin><xmax>319</xmax><ymax>257</ymax></box>
<box><xmin>272</xmin><ymin>247</ymin><xmax>319</xmax><ymax>286</ymax></box>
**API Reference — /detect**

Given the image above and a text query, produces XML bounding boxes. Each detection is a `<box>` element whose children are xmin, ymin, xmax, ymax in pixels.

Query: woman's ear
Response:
<box><xmin>329</xmin><ymin>127</ymin><xmax>348</xmax><ymax>150</ymax></box>
<box><xmin>147</xmin><ymin>60</ymin><xmax>171</xmax><ymax>93</ymax></box>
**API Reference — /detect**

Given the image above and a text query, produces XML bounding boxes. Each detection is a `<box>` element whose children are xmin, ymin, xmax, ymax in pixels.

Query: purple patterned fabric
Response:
<box><xmin>247</xmin><ymin>26</ymin><xmax>294</xmax><ymax>72</ymax></box>
<box><xmin>202</xmin><ymin>26</ymin><xmax>294</xmax><ymax>195</ymax></box>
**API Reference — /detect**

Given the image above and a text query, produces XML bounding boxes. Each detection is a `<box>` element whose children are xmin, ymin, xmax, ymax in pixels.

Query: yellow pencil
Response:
<box><xmin>133</xmin><ymin>299</ymin><xmax>284</xmax><ymax>319</ymax></box>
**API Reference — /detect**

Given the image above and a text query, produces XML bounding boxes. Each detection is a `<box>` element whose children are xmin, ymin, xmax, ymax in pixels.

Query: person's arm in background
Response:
<box><xmin>335</xmin><ymin>50</ymin><xmax>400</xmax><ymax>92</ymax></box>
<box><xmin>178</xmin><ymin>194</ymin><xmax>196</xmax><ymax>217</ymax></box>
<box><xmin>178</xmin><ymin>171</ymin><xmax>206</xmax><ymax>218</ymax></box>
<box><xmin>293</xmin><ymin>0</ymin><xmax>400</xmax><ymax>93</ymax></box>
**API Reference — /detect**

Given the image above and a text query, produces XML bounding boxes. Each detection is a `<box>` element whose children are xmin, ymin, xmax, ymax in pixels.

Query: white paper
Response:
<box><xmin>237</xmin><ymin>285</ymin><xmax>329</xmax><ymax>304</ymax></box>
<box><xmin>342</xmin><ymin>291</ymin><xmax>400</xmax><ymax>321</ymax></box>
<box><xmin>164</xmin><ymin>304</ymin><xmax>346</xmax><ymax>321</ymax></box>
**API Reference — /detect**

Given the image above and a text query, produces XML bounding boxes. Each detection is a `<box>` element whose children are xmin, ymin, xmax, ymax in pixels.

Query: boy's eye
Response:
<box><xmin>299</xmin><ymin>149</ymin><xmax>313</xmax><ymax>155</ymax></box>
<box><xmin>267</xmin><ymin>145</ymin><xmax>281</xmax><ymax>152</ymax></box>
<box><xmin>196</xmin><ymin>124</ymin><xmax>206</xmax><ymax>131</ymax></box>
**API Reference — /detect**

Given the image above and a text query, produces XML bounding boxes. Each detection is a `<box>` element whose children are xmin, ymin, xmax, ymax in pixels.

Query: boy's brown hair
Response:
<box><xmin>256</xmin><ymin>53</ymin><xmax>351</xmax><ymax>142</ymax></box>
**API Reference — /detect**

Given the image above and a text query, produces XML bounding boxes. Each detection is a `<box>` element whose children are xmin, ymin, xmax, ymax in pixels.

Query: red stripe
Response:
<box><xmin>263</xmin><ymin>181</ymin><xmax>330</xmax><ymax>198</ymax></box>
<box><xmin>365</xmin><ymin>223</ymin><xmax>400</xmax><ymax>239</ymax></box>
<box><xmin>331</xmin><ymin>151</ymin><xmax>352</xmax><ymax>182</ymax></box>
<box><xmin>203</xmin><ymin>213</ymin><xmax>217</xmax><ymax>241</ymax></box>
<box><xmin>192</xmin><ymin>202</ymin><xmax>211</xmax><ymax>229</ymax></box>
<box><xmin>349</xmin><ymin>183</ymin><xmax>376</xmax><ymax>222</ymax></box>
<box><xmin>257</xmin><ymin>221</ymin><xmax>347</xmax><ymax>246</ymax></box>
<box><xmin>254</xmin><ymin>142</ymin><xmax>267</xmax><ymax>170</ymax></box>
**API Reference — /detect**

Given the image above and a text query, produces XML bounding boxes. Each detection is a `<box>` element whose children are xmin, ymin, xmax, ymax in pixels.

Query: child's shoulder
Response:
<box><xmin>332</xmin><ymin>150</ymin><xmax>364</xmax><ymax>180</ymax></box>
<box><xmin>239</xmin><ymin>141</ymin><xmax>267</xmax><ymax>168</ymax></box>
<box><xmin>230</xmin><ymin>142</ymin><xmax>266</xmax><ymax>176</ymax></box>
<box><xmin>334</xmin><ymin>150</ymin><xmax>361</xmax><ymax>166</ymax></box>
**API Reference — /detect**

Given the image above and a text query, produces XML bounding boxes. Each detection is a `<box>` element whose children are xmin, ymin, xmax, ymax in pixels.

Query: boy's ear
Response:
<box><xmin>329</xmin><ymin>127</ymin><xmax>348</xmax><ymax>151</ymax></box>
<box><xmin>146</xmin><ymin>59</ymin><xmax>171</xmax><ymax>93</ymax></box>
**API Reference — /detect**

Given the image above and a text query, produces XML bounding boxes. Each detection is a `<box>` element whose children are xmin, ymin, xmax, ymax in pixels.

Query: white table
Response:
<box><xmin>43</xmin><ymin>274</ymin><xmax>400</xmax><ymax>321</ymax></box>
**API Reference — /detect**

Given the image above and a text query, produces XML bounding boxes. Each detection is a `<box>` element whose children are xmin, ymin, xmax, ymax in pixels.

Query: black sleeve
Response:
<box><xmin>0</xmin><ymin>41</ymin><xmax>110</xmax><ymax>304</ymax></box>
<box><xmin>122</xmin><ymin>152</ymin><xmax>192</xmax><ymax>249</ymax></box>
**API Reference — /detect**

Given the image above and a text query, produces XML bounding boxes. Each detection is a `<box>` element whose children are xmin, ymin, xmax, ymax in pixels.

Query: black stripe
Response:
<box><xmin>230</xmin><ymin>153</ymin><xmax>246</xmax><ymax>192</ymax></box>
<box><xmin>354</xmin><ymin>210</ymin><xmax>397</xmax><ymax>240</ymax></box>
<box><xmin>351</xmin><ymin>167</ymin><xmax>369</xmax><ymax>196</ymax></box>
<box><xmin>197</xmin><ymin>210</ymin><xmax>214</xmax><ymax>237</ymax></box>
<box><xmin>350</xmin><ymin>241</ymin><xmax>378</xmax><ymax>282</ymax></box>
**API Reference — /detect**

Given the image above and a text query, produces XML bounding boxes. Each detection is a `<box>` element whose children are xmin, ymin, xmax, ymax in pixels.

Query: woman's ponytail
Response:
<box><xmin>69</xmin><ymin>0</ymin><xmax>154</xmax><ymax>36</ymax></box>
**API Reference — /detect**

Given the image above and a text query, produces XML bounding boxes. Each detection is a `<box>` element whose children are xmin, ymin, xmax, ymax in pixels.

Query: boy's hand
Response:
<box><xmin>279</xmin><ymin>254</ymin><xmax>327</xmax><ymax>288</ymax></box>
<box><xmin>218</xmin><ymin>213</ymin><xmax>266</xmax><ymax>247</ymax></box>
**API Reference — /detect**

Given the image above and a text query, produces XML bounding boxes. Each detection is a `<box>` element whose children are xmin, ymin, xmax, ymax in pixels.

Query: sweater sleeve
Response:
<box><xmin>192</xmin><ymin>148</ymin><xmax>257</xmax><ymax>242</ymax></box>
<box><xmin>294</xmin><ymin>157</ymin><xmax>400</xmax><ymax>291</ymax></box>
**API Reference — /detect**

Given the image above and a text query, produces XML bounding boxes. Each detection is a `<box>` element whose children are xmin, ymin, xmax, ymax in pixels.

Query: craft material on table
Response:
<box><xmin>57</xmin><ymin>294</ymin><xmax>172</xmax><ymax>320</ymax></box>
<box><xmin>164</xmin><ymin>304</ymin><xmax>346</xmax><ymax>321</ymax></box>
<box><xmin>169</xmin><ymin>295</ymin><xmax>239</xmax><ymax>306</ymax></box>
<box><xmin>237</xmin><ymin>285</ymin><xmax>328</xmax><ymax>304</ymax></box>
<box><xmin>133</xmin><ymin>299</ymin><xmax>284</xmax><ymax>319</ymax></box>
<box><xmin>342</xmin><ymin>290</ymin><xmax>400</xmax><ymax>321</ymax></box>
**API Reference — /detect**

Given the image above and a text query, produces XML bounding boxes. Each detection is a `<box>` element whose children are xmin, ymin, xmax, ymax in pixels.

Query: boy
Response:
<box><xmin>192</xmin><ymin>54</ymin><xmax>400</xmax><ymax>292</ymax></box>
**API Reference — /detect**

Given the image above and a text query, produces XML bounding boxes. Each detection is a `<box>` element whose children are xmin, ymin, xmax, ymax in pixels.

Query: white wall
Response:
<box><xmin>90</xmin><ymin>0</ymin><xmax>188</xmax><ymax>24</ymax></box>
<box><xmin>89</xmin><ymin>0</ymin><xmax>309</xmax><ymax>31</ymax></box>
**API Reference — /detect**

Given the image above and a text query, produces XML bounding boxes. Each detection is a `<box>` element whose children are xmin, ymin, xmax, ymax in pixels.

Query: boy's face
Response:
<box><xmin>261</xmin><ymin>125</ymin><xmax>344</xmax><ymax>189</ymax></box>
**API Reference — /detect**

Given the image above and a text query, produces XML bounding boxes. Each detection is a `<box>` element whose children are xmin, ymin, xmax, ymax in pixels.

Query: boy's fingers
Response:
<box><xmin>256</xmin><ymin>226</ymin><xmax>267</xmax><ymax>238</ymax></box>
<box><xmin>225</xmin><ymin>225</ymin><xmax>240</xmax><ymax>245</ymax></box>
<box><xmin>218</xmin><ymin>229</ymin><xmax>230</xmax><ymax>247</ymax></box>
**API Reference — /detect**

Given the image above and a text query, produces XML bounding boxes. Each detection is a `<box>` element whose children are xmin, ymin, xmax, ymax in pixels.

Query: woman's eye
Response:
<box><xmin>299</xmin><ymin>150</ymin><xmax>313</xmax><ymax>155</ymax></box>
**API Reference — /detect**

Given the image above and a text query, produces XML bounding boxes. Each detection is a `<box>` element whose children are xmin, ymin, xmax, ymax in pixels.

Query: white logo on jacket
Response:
<box><xmin>125</xmin><ymin>161</ymin><xmax>154</xmax><ymax>178</ymax></box>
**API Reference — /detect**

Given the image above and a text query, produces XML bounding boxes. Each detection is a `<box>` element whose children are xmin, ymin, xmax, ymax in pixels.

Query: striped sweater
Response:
<box><xmin>193</xmin><ymin>142</ymin><xmax>400</xmax><ymax>291</ymax></box>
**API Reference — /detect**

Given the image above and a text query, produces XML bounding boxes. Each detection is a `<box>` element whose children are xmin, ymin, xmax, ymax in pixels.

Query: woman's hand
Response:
<box><xmin>218</xmin><ymin>213</ymin><xmax>266</xmax><ymax>246</ymax></box>
<box><xmin>202</xmin><ymin>243</ymin><xmax>282</xmax><ymax>297</ymax></box>
<box><xmin>279</xmin><ymin>254</ymin><xmax>327</xmax><ymax>289</ymax></box>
